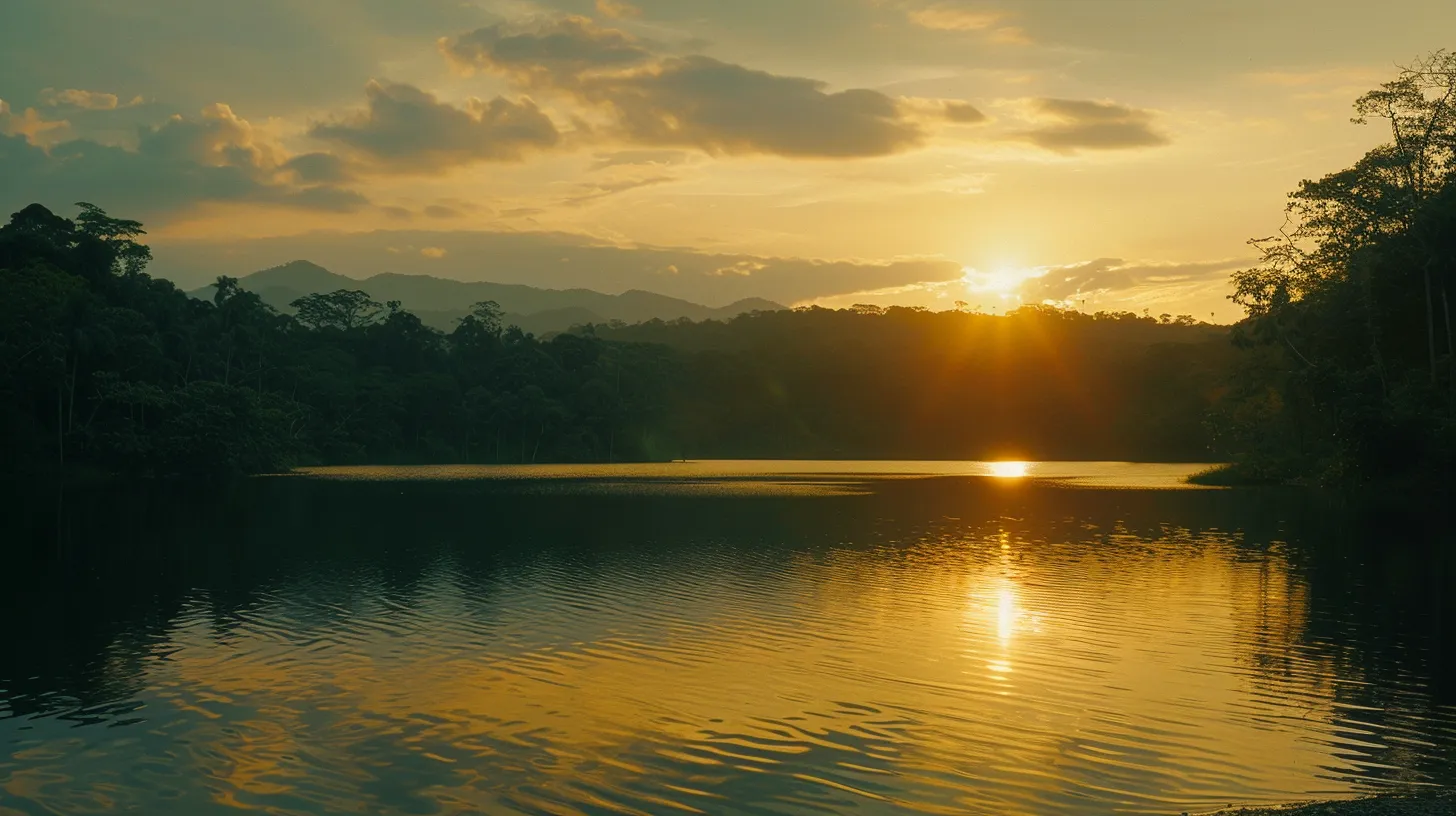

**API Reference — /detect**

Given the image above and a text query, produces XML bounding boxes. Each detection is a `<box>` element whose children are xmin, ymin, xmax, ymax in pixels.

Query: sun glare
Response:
<box><xmin>988</xmin><ymin>461</ymin><xmax>1030</xmax><ymax>479</ymax></box>
<box><xmin>962</xmin><ymin>266</ymin><xmax>1040</xmax><ymax>298</ymax></box>
<box><xmin>985</xmin><ymin>268</ymin><xmax>1025</xmax><ymax>295</ymax></box>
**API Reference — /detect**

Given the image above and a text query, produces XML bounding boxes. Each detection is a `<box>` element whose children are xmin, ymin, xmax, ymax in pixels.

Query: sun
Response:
<box><xmin>961</xmin><ymin>266</ymin><xmax>1039</xmax><ymax>298</ymax></box>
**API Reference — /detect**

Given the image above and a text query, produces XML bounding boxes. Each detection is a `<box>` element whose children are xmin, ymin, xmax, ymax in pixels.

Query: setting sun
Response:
<box><xmin>962</xmin><ymin>266</ymin><xmax>1044</xmax><ymax>299</ymax></box>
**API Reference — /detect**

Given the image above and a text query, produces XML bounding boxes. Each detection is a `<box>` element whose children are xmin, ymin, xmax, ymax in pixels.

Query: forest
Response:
<box><xmin>2</xmin><ymin>54</ymin><xmax>1453</xmax><ymax>485</ymax></box>
<box><xmin>0</xmin><ymin>203</ymin><xmax>1227</xmax><ymax>476</ymax></box>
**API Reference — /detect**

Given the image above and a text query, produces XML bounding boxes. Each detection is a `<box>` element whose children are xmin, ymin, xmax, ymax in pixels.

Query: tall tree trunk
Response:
<box><xmin>531</xmin><ymin>422</ymin><xmax>544</xmax><ymax>464</ymax></box>
<box><xmin>1360</xmin><ymin>260</ymin><xmax>1389</xmax><ymax>399</ymax></box>
<box><xmin>1445</xmin><ymin>286</ymin><xmax>1455</xmax><ymax>420</ymax></box>
<box><xmin>67</xmin><ymin>352</ymin><xmax>79</xmax><ymax>432</ymax></box>
<box><xmin>56</xmin><ymin>381</ymin><xmax>64</xmax><ymax>469</ymax></box>
<box><xmin>1426</xmin><ymin>261</ymin><xmax>1439</xmax><ymax>383</ymax></box>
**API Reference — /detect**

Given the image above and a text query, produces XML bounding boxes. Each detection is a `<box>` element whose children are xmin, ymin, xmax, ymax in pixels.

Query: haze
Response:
<box><xmin>4</xmin><ymin>0</ymin><xmax>1452</xmax><ymax>320</ymax></box>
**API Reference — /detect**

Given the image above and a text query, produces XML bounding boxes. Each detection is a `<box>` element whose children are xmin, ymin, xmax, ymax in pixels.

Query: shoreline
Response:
<box><xmin>1209</xmin><ymin>794</ymin><xmax>1455</xmax><ymax>814</ymax></box>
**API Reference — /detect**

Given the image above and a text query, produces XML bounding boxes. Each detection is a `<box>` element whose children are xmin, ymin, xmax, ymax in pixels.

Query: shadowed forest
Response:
<box><xmin>0</xmin><ymin>207</ymin><xmax>1229</xmax><ymax>475</ymax></box>
<box><xmin>2</xmin><ymin>54</ymin><xmax>1455</xmax><ymax>485</ymax></box>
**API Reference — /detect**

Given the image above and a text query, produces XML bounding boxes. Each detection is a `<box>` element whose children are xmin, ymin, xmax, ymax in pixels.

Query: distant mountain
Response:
<box><xmin>190</xmin><ymin>261</ymin><xmax>785</xmax><ymax>333</ymax></box>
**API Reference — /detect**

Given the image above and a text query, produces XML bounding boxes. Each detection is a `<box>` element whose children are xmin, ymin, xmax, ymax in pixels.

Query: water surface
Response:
<box><xmin>2</xmin><ymin>462</ymin><xmax>1454</xmax><ymax>815</ymax></box>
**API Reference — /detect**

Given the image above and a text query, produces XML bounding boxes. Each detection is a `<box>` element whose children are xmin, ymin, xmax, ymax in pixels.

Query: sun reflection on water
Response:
<box><xmin>988</xmin><ymin>461</ymin><xmax>1030</xmax><ymax>478</ymax></box>
<box><xmin>997</xmin><ymin>586</ymin><xmax>1017</xmax><ymax>643</ymax></box>
<box><xmin>8</xmin><ymin>480</ymin><xmax>1451</xmax><ymax>816</ymax></box>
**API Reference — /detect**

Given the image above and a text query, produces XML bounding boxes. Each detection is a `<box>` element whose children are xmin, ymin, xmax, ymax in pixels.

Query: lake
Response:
<box><xmin>2</xmin><ymin>462</ymin><xmax>1454</xmax><ymax>815</ymax></box>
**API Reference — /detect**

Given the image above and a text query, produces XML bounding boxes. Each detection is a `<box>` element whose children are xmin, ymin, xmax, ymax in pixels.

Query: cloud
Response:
<box><xmin>594</xmin><ymin>0</ymin><xmax>642</xmax><ymax>19</ymax></box>
<box><xmin>441</xmin><ymin>17</ymin><xmax>927</xmax><ymax>158</ymax></box>
<box><xmin>441</xmin><ymin>17</ymin><xmax>654</xmax><ymax>86</ymax></box>
<box><xmin>420</xmin><ymin>246</ymin><xmax>447</xmax><ymax>258</ymax></box>
<box><xmin>284</xmin><ymin>152</ymin><xmax>354</xmax><ymax>184</ymax></box>
<box><xmin>310</xmin><ymin>80</ymin><xmax>561</xmax><ymax>172</ymax></box>
<box><xmin>1019</xmin><ymin>98</ymin><xmax>1170</xmax><ymax>153</ymax></box>
<box><xmin>562</xmin><ymin>175</ymin><xmax>676</xmax><ymax>206</ymax></box>
<box><xmin>897</xmin><ymin>97</ymin><xmax>987</xmax><ymax>124</ymax></box>
<box><xmin>907</xmin><ymin>7</ymin><xmax>1002</xmax><ymax>31</ymax></box>
<box><xmin>902</xmin><ymin>4</ymin><xmax>1030</xmax><ymax>44</ymax></box>
<box><xmin>588</xmin><ymin>149</ymin><xmax>693</xmax><ymax>171</ymax></box>
<box><xmin>139</xmin><ymin>103</ymin><xmax>287</xmax><ymax>168</ymax></box>
<box><xmin>944</xmin><ymin>102</ymin><xmax>987</xmax><ymax>123</ymax></box>
<box><xmin>1</xmin><ymin>0</ymin><xmax>494</xmax><ymax>116</ymax></box>
<box><xmin>424</xmin><ymin>204</ymin><xmax>460</xmax><ymax>218</ymax></box>
<box><xmin>1020</xmin><ymin>258</ymin><xmax>1243</xmax><ymax>303</ymax></box>
<box><xmin>709</xmin><ymin>260</ymin><xmax>768</xmax><ymax>277</ymax></box>
<box><xmin>0</xmin><ymin>103</ymin><xmax>368</xmax><ymax>219</ymax></box>
<box><xmin>38</xmin><ymin>88</ymin><xmax>138</xmax><ymax>110</ymax></box>
<box><xmin>0</xmin><ymin>99</ymin><xmax>70</xmax><ymax>147</ymax></box>
<box><xmin>590</xmin><ymin>56</ymin><xmax>924</xmax><ymax>157</ymax></box>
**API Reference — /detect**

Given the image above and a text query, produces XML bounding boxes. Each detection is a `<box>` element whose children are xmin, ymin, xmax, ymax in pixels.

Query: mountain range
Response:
<box><xmin>190</xmin><ymin>261</ymin><xmax>785</xmax><ymax>334</ymax></box>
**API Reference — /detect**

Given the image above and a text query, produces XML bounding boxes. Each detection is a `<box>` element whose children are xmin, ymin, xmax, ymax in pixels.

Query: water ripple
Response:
<box><xmin>2</xmin><ymin>468</ymin><xmax>1454</xmax><ymax>814</ymax></box>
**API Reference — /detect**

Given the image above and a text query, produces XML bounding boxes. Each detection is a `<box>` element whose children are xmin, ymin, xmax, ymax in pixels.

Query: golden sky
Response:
<box><xmin>3</xmin><ymin>0</ymin><xmax>1451</xmax><ymax>320</ymax></box>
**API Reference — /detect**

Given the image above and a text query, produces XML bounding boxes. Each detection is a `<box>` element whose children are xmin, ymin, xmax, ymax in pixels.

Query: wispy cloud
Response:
<box><xmin>1020</xmin><ymin>257</ymin><xmax>1245</xmax><ymax>303</ymax></box>
<box><xmin>38</xmin><ymin>88</ymin><xmax>143</xmax><ymax>110</ymax></box>
<box><xmin>594</xmin><ymin>0</ymin><xmax>642</xmax><ymax>19</ymax></box>
<box><xmin>0</xmin><ymin>99</ymin><xmax>70</xmax><ymax>147</ymax></box>
<box><xmin>908</xmin><ymin>6</ymin><xmax>1002</xmax><ymax>31</ymax></box>
<box><xmin>562</xmin><ymin>175</ymin><xmax>676</xmax><ymax>206</ymax></box>
<box><xmin>902</xmin><ymin>4</ymin><xmax>1031</xmax><ymax>44</ymax></box>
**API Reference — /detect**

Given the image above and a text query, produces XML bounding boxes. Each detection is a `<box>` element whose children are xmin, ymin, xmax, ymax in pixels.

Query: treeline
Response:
<box><xmin>0</xmin><ymin>204</ymin><xmax>678</xmax><ymax>475</ymax></box>
<box><xmin>0</xmin><ymin>202</ymin><xmax>1231</xmax><ymax>477</ymax></box>
<box><xmin>1209</xmin><ymin>52</ymin><xmax>1456</xmax><ymax>486</ymax></box>
<box><xmin>593</xmin><ymin>306</ymin><xmax>1229</xmax><ymax>461</ymax></box>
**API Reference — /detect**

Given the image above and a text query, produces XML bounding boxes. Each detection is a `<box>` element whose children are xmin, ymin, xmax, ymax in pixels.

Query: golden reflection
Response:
<box><xmin>987</xmin><ymin>461</ymin><xmax>1030</xmax><ymax>479</ymax></box>
<box><xmin>85</xmin><ymin>520</ymin><xmax>1338</xmax><ymax>816</ymax></box>
<box><xmin>996</xmin><ymin>586</ymin><xmax>1017</xmax><ymax>643</ymax></box>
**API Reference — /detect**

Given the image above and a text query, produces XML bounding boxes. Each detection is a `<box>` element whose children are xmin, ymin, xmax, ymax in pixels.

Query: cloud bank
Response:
<box><xmin>311</xmin><ymin>80</ymin><xmax>560</xmax><ymax>172</ymax></box>
<box><xmin>441</xmin><ymin>17</ymin><xmax>930</xmax><ymax>158</ymax></box>
<box><xmin>1021</xmin><ymin>257</ymin><xmax>1243</xmax><ymax>303</ymax></box>
<box><xmin>1</xmin><ymin>102</ymin><xmax>368</xmax><ymax>218</ymax></box>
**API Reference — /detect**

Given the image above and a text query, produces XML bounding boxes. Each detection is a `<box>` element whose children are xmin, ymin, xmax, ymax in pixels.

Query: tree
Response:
<box><xmin>1222</xmin><ymin>52</ymin><xmax>1456</xmax><ymax>484</ymax></box>
<box><xmin>291</xmin><ymin>290</ymin><xmax>384</xmax><ymax>331</ymax></box>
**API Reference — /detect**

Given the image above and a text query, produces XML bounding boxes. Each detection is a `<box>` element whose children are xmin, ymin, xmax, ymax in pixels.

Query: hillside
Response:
<box><xmin>189</xmin><ymin>261</ymin><xmax>785</xmax><ymax>333</ymax></box>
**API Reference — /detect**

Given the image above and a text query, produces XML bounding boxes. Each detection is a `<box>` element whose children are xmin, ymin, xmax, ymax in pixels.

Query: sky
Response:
<box><xmin>3</xmin><ymin>0</ymin><xmax>1452</xmax><ymax>321</ymax></box>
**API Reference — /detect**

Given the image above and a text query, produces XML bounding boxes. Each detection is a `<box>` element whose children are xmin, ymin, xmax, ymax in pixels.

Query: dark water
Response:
<box><xmin>2</xmin><ymin>464</ymin><xmax>1455</xmax><ymax>815</ymax></box>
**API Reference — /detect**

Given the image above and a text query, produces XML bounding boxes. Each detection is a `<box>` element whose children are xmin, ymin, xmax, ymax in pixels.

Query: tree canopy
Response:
<box><xmin>1218</xmin><ymin>51</ymin><xmax>1456</xmax><ymax>485</ymax></box>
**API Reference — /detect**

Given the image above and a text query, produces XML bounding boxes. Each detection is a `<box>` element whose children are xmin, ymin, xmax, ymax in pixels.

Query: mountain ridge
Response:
<box><xmin>192</xmin><ymin>260</ymin><xmax>785</xmax><ymax>334</ymax></box>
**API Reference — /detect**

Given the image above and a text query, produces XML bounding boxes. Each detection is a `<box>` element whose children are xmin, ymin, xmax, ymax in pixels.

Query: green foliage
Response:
<box><xmin>291</xmin><ymin>289</ymin><xmax>384</xmax><ymax>331</ymax></box>
<box><xmin>1219</xmin><ymin>52</ymin><xmax>1456</xmax><ymax>486</ymax></box>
